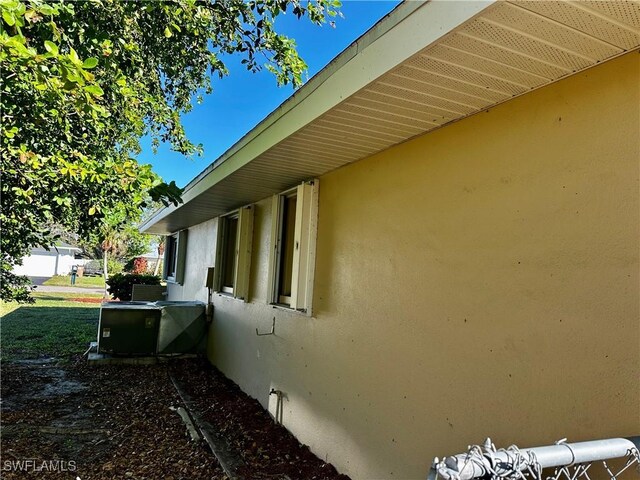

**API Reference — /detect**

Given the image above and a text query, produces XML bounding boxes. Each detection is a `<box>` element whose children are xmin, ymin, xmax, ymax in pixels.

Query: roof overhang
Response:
<box><xmin>142</xmin><ymin>0</ymin><xmax>640</xmax><ymax>235</ymax></box>
<box><xmin>34</xmin><ymin>245</ymin><xmax>82</xmax><ymax>253</ymax></box>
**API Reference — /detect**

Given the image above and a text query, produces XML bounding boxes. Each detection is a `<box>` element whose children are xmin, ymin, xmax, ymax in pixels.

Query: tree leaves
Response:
<box><xmin>82</xmin><ymin>57</ymin><xmax>98</xmax><ymax>69</ymax></box>
<box><xmin>68</xmin><ymin>47</ymin><xmax>81</xmax><ymax>65</ymax></box>
<box><xmin>44</xmin><ymin>40</ymin><xmax>58</xmax><ymax>54</ymax></box>
<box><xmin>84</xmin><ymin>84</ymin><xmax>104</xmax><ymax>96</ymax></box>
<box><xmin>0</xmin><ymin>0</ymin><xmax>341</xmax><ymax>302</ymax></box>
<box><xmin>2</xmin><ymin>9</ymin><xmax>16</xmax><ymax>26</ymax></box>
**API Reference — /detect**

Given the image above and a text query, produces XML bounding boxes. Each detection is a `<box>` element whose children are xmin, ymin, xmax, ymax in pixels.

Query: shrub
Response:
<box><xmin>123</xmin><ymin>257</ymin><xmax>135</xmax><ymax>272</ymax></box>
<box><xmin>133</xmin><ymin>257</ymin><xmax>148</xmax><ymax>274</ymax></box>
<box><xmin>107</xmin><ymin>258</ymin><xmax>124</xmax><ymax>275</ymax></box>
<box><xmin>124</xmin><ymin>257</ymin><xmax>149</xmax><ymax>274</ymax></box>
<box><xmin>106</xmin><ymin>273</ymin><xmax>161</xmax><ymax>301</ymax></box>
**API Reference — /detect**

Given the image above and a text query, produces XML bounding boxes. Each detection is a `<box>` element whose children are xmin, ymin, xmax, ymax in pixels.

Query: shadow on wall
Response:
<box><xmin>206</xmin><ymin>53</ymin><xmax>640</xmax><ymax>478</ymax></box>
<box><xmin>209</xmin><ymin>306</ymin><xmax>432</xmax><ymax>476</ymax></box>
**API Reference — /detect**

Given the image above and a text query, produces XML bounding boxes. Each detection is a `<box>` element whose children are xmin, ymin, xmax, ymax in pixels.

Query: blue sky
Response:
<box><xmin>136</xmin><ymin>1</ymin><xmax>401</xmax><ymax>188</ymax></box>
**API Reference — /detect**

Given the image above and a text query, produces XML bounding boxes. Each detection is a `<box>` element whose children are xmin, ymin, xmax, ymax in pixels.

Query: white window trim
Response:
<box><xmin>163</xmin><ymin>234</ymin><xmax>177</xmax><ymax>282</ymax></box>
<box><xmin>215</xmin><ymin>211</ymin><xmax>239</xmax><ymax>297</ymax></box>
<box><xmin>213</xmin><ymin>205</ymin><xmax>254</xmax><ymax>301</ymax></box>
<box><xmin>163</xmin><ymin>230</ymin><xmax>187</xmax><ymax>285</ymax></box>
<box><xmin>267</xmin><ymin>179</ymin><xmax>319</xmax><ymax>316</ymax></box>
<box><xmin>278</xmin><ymin>294</ymin><xmax>292</xmax><ymax>305</ymax></box>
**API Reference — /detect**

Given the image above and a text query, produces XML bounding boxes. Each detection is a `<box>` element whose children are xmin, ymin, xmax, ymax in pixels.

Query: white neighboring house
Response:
<box><xmin>140</xmin><ymin>247</ymin><xmax>163</xmax><ymax>270</ymax></box>
<box><xmin>13</xmin><ymin>244</ymin><xmax>83</xmax><ymax>277</ymax></box>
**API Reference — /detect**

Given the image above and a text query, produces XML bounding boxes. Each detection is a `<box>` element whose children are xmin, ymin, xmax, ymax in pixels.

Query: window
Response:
<box><xmin>166</xmin><ymin>235</ymin><xmax>177</xmax><ymax>279</ymax></box>
<box><xmin>213</xmin><ymin>206</ymin><xmax>254</xmax><ymax>300</ymax></box>
<box><xmin>268</xmin><ymin>179</ymin><xmax>319</xmax><ymax>314</ymax></box>
<box><xmin>220</xmin><ymin>214</ymin><xmax>238</xmax><ymax>294</ymax></box>
<box><xmin>277</xmin><ymin>194</ymin><xmax>297</xmax><ymax>304</ymax></box>
<box><xmin>163</xmin><ymin>230</ymin><xmax>187</xmax><ymax>284</ymax></box>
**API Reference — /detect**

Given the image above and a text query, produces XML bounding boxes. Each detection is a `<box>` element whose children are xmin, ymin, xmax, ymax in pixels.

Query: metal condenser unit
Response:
<box><xmin>98</xmin><ymin>301</ymin><xmax>207</xmax><ymax>355</ymax></box>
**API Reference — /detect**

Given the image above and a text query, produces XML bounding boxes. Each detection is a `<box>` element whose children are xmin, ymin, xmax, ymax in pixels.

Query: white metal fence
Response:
<box><xmin>428</xmin><ymin>437</ymin><xmax>640</xmax><ymax>480</ymax></box>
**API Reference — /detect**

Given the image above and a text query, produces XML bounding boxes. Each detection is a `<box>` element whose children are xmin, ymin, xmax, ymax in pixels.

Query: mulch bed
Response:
<box><xmin>68</xmin><ymin>297</ymin><xmax>104</xmax><ymax>303</ymax></box>
<box><xmin>1</xmin><ymin>358</ymin><xmax>224</xmax><ymax>479</ymax></box>
<box><xmin>170</xmin><ymin>360</ymin><xmax>349</xmax><ymax>480</ymax></box>
<box><xmin>1</xmin><ymin>357</ymin><xmax>349</xmax><ymax>480</ymax></box>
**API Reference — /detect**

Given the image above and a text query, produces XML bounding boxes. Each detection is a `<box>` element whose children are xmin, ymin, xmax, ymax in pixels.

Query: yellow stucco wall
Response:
<box><xmin>192</xmin><ymin>52</ymin><xmax>639</xmax><ymax>479</ymax></box>
<box><xmin>166</xmin><ymin>218</ymin><xmax>217</xmax><ymax>303</ymax></box>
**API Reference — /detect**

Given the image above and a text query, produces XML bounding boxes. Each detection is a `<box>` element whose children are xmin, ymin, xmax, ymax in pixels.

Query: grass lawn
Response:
<box><xmin>43</xmin><ymin>274</ymin><xmax>105</xmax><ymax>288</ymax></box>
<box><xmin>0</xmin><ymin>292</ymin><xmax>100</xmax><ymax>361</ymax></box>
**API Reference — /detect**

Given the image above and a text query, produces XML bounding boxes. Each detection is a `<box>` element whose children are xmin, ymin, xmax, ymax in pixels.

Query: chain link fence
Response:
<box><xmin>428</xmin><ymin>437</ymin><xmax>640</xmax><ymax>480</ymax></box>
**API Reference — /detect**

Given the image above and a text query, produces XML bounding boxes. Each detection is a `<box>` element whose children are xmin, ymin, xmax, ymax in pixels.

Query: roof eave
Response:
<box><xmin>140</xmin><ymin>0</ymin><xmax>496</xmax><ymax>234</ymax></box>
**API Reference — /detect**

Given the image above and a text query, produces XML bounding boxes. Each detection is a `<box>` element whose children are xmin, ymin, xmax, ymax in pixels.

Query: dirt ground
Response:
<box><xmin>1</xmin><ymin>357</ymin><xmax>348</xmax><ymax>480</ymax></box>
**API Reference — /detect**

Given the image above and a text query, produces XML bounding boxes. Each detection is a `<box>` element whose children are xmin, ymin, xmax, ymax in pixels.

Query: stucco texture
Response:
<box><xmin>174</xmin><ymin>52</ymin><xmax>639</xmax><ymax>479</ymax></box>
<box><xmin>166</xmin><ymin>218</ymin><xmax>217</xmax><ymax>303</ymax></box>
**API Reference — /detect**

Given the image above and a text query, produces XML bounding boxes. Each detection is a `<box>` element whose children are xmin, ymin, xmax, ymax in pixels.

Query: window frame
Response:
<box><xmin>213</xmin><ymin>205</ymin><xmax>254</xmax><ymax>301</ymax></box>
<box><xmin>267</xmin><ymin>179</ymin><xmax>319</xmax><ymax>315</ymax></box>
<box><xmin>219</xmin><ymin>212</ymin><xmax>239</xmax><ymax>295</ymax></box>
<box><xmin>165</xmin><ymin>234</ymin><xmax>178</xmax><ymax>281</ymax></box>
<box><xmin>275</xmin><ymin>191</ymin><xmax>297</xmax><ymax>306</ymax></box>
<box><xmin>163</xmin><ymin>230</ymin><xmax>187</xmax><ymax>284</ymax></box>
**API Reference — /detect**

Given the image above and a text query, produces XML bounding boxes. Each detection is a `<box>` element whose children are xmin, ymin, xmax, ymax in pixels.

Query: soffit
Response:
<box><xmin>143</xmin><ymin>0</ymin><xmax>640</xmax><ymax>234</ymax></box>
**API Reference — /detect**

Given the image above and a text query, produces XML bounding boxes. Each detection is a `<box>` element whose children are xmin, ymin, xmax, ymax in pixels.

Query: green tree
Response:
<box><xmin>79</xmin><ymin>209</ymin><xmax>151</xmax><ymax>282</ymax></box>
<box><xmin>0</xmin><ymin>0</ymin><xmax>340</xmax><ymax>302</ymax></box>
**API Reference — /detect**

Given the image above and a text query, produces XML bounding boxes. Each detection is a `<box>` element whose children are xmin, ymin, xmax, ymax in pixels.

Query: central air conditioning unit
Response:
<box><xmin>98</xmin><ymin>301</ymin><xmax>207</xmax><ymax>356</ymax></box>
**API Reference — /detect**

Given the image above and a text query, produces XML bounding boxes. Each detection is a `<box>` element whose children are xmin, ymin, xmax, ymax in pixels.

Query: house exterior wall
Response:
<box><xmin>171</xmin><ymin>52</ymin><xmax>639</xmax><ymax>479</ymax></box>
<box><xmin>12</xmin><ymin>249</ymin><xmax>80</xmax><ymax>277</ymax></box>
<box><xmin>55</xmin><ymin>252</ymin><xmax>81</xmax><ymax>276</ymax></box>
<box><xmin>166</xmin><ymin>218</ymin><xmax>217</xmax><ymax>303</ymax></box>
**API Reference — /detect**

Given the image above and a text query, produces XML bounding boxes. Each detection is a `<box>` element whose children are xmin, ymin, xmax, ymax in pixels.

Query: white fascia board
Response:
<box><xmin>53</xmin><ymin>246</ymin><xmax>82</xmax><ymax>253</ymax></box>
<box><xmin>140</xmin><ymin>0</ymin><xmax>497</xmax><ymax>234</ymax></box>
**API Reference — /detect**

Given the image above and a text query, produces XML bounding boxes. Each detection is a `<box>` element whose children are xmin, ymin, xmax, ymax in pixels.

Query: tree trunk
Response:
<box><xmin>153</xmin><ymin>255</ymin><xmax>161</xmax><ymax>276</ymax></box>
<box><xmin>103</xmin><ymin>250</ymin><xmax>109</xmax><ymax>298</ymax></box>
<box><xmin>103</xmin><ymin>251</ymin><xmax>109</xmax><ymax>280</ymax></box>
<box><xmin>153</xmin><ymin>241</ymin><xmax>165</xmax><ymax>276</ymax></box>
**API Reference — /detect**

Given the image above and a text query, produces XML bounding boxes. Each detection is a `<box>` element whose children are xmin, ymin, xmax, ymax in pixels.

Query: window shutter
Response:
<box><xmin>290</xmin><ymin>179</ymin><xmax>319</xmax><ymax>312</ymax></box>
<box><xmin>213</xmin><ymin>218</ymin><xmax>225</xmax><ymax>292</ymax></box>
<box><xmin>267</xmin><ymin>194</ymin><xmax>283</xmax><ymax>304</ymax></box>
<box><xmin>175</xmin><ymin>230</ymin><xmax>188</xmax><ymax>285</ymax></box>
<box><xmin>233</xmin><ymin>205</ymin><xmax>254</xmax><ymax>300</ymax></box>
